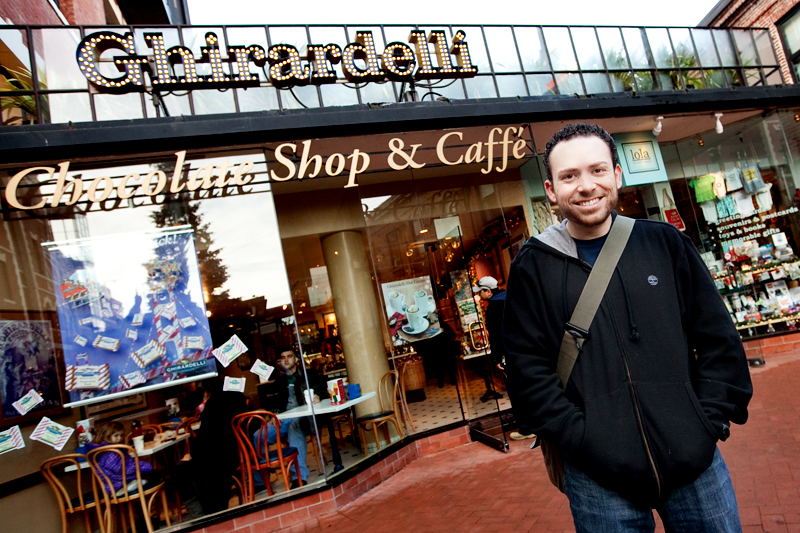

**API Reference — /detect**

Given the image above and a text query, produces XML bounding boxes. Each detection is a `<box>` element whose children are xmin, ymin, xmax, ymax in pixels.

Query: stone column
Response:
<box><xmin>320</xmin><ymin>230</ymin><xmax>390</xmax><ymax>419</ymax></box>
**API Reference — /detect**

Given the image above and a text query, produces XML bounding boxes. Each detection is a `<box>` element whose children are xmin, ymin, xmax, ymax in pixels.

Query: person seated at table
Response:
<box><xmin>88</xmin><ymin>421</ymin><xmax>153</xmax><ymax>493</ymax></box>
<box><xmin>191</xmin><ymin>375</ymin><xmax>248</xmax><ymax>514</ymax></box>
<box><xmin>257</xmin><ymin>348</ymin><xmax>327</xmax><ymax>489</ymax></box>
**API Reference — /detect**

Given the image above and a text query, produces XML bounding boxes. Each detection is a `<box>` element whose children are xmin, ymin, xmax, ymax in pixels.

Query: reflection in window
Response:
<box><xmin>360</xmin><ymin>82</ymin><xmax>395</xmax><ymax>105</ymax></box>
<box><xmin>514</xmin><ymin>27</ymin><xmax>550</xmax><ymax>72</ymax></box>
<box><xmin>542</xmin><ymin>27</ymin><xmax>578</xmax><ymax>71</ymax></box>
<box><xmin>281</xmin><ymin>85</ymin><xmax>320</xmax><ymax>110</ymax></box>
<box><xmin>692</xmin><ymin>29</ymin><xmax>721</xmax><ymax>68</ymax></box>
<box><xmin>714</xmin><ymin>30</ymin><xmax>739</xmax><ymax>67</ymax></box>
<box><xmin>668</xmin><ymin>28</ymin><xmax>698</xmax><ymax>68</ymax></box>
<box><xmin>571</xmin><ymin>27</ymin><xmax>604</xmax><ymax>70</ymax></box>
<box><xmin>646</xmin><ymin>28</ymin><xmax>677</xmax><ymax>68</ymax></box>
<box><xmin>420</xmin><ymin>79</ymin><xmax>465</xmax><ymax>101</ymax></box>
<box><xmin>496</xmin><ymin>74</ymin><xmax>527</xmax><ymax>97</ymax></box>
<box><xmin>526</xmin><ymin>74</ymin><xmax>556</xmax><ymax>95</ymax></box>
<box><xmin>34</xmin><ymin>29</ymin><xmax>87</xmax><ymax>91</ymax></box>
<box><xmin>622</xmin><ymin>28</ymin><xmax>653</xmax><ymax>69</ymax></box>
<box><xmin>583</xmin><ymin>73</ymin><xmax>610</xmax><ymax>94</ymax></box>
<box><xmin>464</xmin><ymin>75</ymin><xmax>498</xmax><ymax>98</ymax></box>
<box><xmin>732</xmin><ymin>30</ymin><xmax>758</xmax><ymax>66</ymax></box>
<box><xmin>46</xmin><ymin>92</ymin><xmax>92</xmax><ymax>124</ymax></box>
<box><xmin>483</xmin><ymin>26</ymin><xmax>522</xmax><ymax>73</ymax></box>
<box><xmin>597</xmin><ymin>27</ymin><xmax>629</xmax><ymax>70</ymax></box>
<box><xmin>193</xmin><ymin>90</ymin><xmax>237</xmax><ymax>115</ymax></box>
<box><xmin>236</xmin><ymin>87</ymin><xmax>280</xmax><ymax>113</ymax></box>
<box><xmin>146</xmin><ymin>92</ymin><xmax>192</xmax><ymax>118</ymax></box>
<box><xmin>554</xmin><ymin>72</ymin><xmax>584</xmax><ymax>95</ymax></box>
<box><xmin>753</xmin><ymin>30</ymin><xmax>778</xmax><ymax>66</ymax></box>
<box><xmin>94</xmin><ymin>93</ymin><xmax>144</xmax><ymax>121</ymax></box>
<box><xmin>320</xmin><ymin>83</ymin><xmax>360</xmax><ymax>107</ymax></box>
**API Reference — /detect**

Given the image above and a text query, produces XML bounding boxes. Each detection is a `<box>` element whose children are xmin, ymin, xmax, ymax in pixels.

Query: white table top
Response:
<box><xmin>64</xmin><ymin>434</ymin><xmax>189</xmax><ymax>472</ymax></box>
<box><xmin>276</xmin><ymin>392</ymin><xmax>376</xmax><ymax>420</ymax></box>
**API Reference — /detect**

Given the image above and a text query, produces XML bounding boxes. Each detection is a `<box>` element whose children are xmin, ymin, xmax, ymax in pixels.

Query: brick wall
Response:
<box><xmin>743</xmin><ymin>331</ymin><xmax>800</xmax><ymax>356</ymax></box>
<box><xmin>0</xmin><ymin>0</ymin><xmax>63</xmax><ymax>24</ymax></box>
<box><xmin>58</xmin><ymin>0</ymin><xmax>105</xmax><ymax>25</ymax></box>
<box><xmin>195</xmin><ymin>426</ymin><xmax>471</xmax><ymax>533</ymax></box>
<box><xmin>706</xmin><ymin>0</ymin><xmax>800</xmax><ymax>84</ymax></box>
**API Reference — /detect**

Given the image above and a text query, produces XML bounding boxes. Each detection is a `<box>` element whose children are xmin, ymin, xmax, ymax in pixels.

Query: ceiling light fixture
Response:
<box><xmin>652</xmin><ymin>116</ymin><xmax>663</xmax><ymax>136</ymax></box>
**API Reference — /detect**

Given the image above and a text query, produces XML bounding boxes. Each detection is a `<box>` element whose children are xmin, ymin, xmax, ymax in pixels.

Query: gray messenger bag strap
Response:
<box><xmin>539</xmin><ymin>215</ymin><xmax>635</xmax><ymax>493</ymax></box>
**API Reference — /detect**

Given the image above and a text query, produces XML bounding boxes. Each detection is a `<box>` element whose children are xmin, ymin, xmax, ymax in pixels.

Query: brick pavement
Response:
<box><xmin>300</xmin><ymin>357</ymin><xmax>800</xmax><ymax>533</ymax></box>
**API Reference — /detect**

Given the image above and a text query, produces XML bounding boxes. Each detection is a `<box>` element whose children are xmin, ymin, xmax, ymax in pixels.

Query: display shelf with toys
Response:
<box><xmin>711</xmin><ymin>233</ymin><xmax>800</xmax><ymax>338</ymax></box>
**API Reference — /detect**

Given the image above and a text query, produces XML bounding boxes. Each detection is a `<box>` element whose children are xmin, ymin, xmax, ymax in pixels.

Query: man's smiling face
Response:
<box><xmin>544</xmin><ymin>135</ymin><xmax>623</xmax><ymax>240</ymax></box>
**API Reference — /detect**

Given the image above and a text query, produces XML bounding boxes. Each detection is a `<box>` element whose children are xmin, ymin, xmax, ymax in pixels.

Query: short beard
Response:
<box><xmin>559</xmin><ymin>188</ymin><xmax>618</xmax><ymax>232</ymax></box>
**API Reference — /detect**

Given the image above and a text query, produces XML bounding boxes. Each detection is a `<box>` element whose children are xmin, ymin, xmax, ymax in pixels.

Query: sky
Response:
<box><xmin>187</xmin><ymin>0</ymin><xmax>722</xmax><ymax>27</ymax></box>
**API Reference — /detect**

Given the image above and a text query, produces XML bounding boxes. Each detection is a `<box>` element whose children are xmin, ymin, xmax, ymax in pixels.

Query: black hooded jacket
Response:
<box><xmin>503</xmin><ymin>215</ymin><xmax>752</xmax><ymax>505</ymax></box>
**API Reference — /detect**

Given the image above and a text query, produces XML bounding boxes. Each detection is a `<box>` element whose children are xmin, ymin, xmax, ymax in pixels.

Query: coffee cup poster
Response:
<box><xmin>381</xmin><ymin>276</ymin><xmax>442</xmax><ymax>342</ymax></box>
<box><xmin>44</xmin><ymin>226</ymin><xmax>215</xmax><ymax>406</ymax></box>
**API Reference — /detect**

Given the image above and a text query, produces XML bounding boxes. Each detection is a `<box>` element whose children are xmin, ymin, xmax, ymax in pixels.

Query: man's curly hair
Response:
<box><xmin>543</xmin><ymin>123</ymin><xmax>619</xmax><ymax>181</ymax></box>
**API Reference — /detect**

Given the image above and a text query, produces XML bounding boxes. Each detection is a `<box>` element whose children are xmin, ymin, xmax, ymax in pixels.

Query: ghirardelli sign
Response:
<box><xmin>77</xmin><ymin>29</ymin><xmax>478</xmax><ymax>94</ymax></box>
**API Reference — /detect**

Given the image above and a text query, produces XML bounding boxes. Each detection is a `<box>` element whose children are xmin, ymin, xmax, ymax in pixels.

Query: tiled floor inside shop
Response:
<box><xmin>255</xmin><ymin>361</ymin><xmax>513</xmax><ymax>497</ymax></box>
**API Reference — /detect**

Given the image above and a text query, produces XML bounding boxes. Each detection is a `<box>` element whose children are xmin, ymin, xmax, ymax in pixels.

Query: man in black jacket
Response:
<box><xmin>503</xmin><ymin>123</ymin><xmax>752</xmax><ymax>532</ymax></box>
<box><xmin>259</xmin><ymin>348</ymin><xmax>327</xmax><ymax>487</ymax></box>
<box><xmin>474</xmin><ymin>276</ymin><xmax>534</xmax><ymax>440</ymax></box>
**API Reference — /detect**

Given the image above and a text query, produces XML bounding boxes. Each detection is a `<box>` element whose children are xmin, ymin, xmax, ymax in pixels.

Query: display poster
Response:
<box><xmin>612</xmin><ymin>131</ymin><xmax>669</xmax><ymax>186</ymax></box>
<box><xmin>380</xmin><ymin>276</ymin><xmax>441</xmax><ymax>342</ymax></box>
<box><xmin>0</xmin><ymin>320</ymin><xmax>62</xmax><ymax>420</ymax></box>
<box><xmin>449</xmin><ymin>270</ymin><xmax>485</xmax><ymax>356</ymax></box>
<box><xmin>44</xmin><ymin>226</ymin><xmax>215</xmax><ymax>407</ymax></box>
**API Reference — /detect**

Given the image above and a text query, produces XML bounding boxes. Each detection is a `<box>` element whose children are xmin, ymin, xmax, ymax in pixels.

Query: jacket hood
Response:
<box><xmin>535</xmin><ymin>219</ymin><xmax>577</xmax><ymax>258</ymax></box>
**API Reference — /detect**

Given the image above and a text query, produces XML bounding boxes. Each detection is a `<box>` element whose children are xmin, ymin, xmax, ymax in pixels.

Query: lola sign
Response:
<box><xmin>76</xmin><ymin>29</ymin><xmax>478</xmax><ymax>93</ymax></box>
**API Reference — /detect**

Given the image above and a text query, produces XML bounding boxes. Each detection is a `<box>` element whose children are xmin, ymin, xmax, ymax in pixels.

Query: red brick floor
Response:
<box><xmin>304</xmin><ymin>358</ymin><xmax>800</xmax><ymax>533</ymax></box>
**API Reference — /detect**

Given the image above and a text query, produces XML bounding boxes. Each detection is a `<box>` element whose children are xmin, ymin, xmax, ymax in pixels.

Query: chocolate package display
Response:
<box><xmin>44</xmin><ymin>227</ymin><xmax>216</xmax><ymax>405</ymax></box>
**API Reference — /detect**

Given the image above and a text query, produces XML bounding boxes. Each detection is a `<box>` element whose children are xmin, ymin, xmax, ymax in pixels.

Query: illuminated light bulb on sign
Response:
<box><xmin>200</xmin><ymin>32</ymin><xmax>231</xmax><ymax>83</ymax></box>
<box><xmin>408</xmin><ymin>30</ymin><xmax>438</xmax><ymax>79</ymax></box>
<box><xmin>75</xmin><ymin>31</ymin><xmax>147</xmax><ymax>93</ymax></box>
<box><xmin>342</xmin><ymin>31</ymin><xmax>385</xmax><ymax>82</ymax></box>
<box><xmin>451</xmin><ymin>30</ymin><xmax>478</xmax><ymax>75</ymax></box>
<box><xmin>306</xmin><ymin>44</ymin><xmax>342</xmax><ymax>84</ymax></box>
<box><xmin>428</xmin><ymin>30</ymin><xmax>458</xmax><ymax>77</ymax></box>
<box><xmin>381</xmin><ymin>42</ymin><xmax>416</xmax><ymax>81</ymax></box>
<box><xmin>267</xmin><ymin>44</ymin><xmax>310</xmax><ymax>87</ymax></box>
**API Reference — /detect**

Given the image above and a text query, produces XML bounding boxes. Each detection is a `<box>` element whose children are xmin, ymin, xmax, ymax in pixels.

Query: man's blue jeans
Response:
<box><xmin>564</xmin><ymin>447</ymin><xmax>742</xmax><ymax>533</ymax></box>
<box><xmin>253</xmin><ymin>418</ymin><xmax>308</xmax><ymax>484</ymax></box>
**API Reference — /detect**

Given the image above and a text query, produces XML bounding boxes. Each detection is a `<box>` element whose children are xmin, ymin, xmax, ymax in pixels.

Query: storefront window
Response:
<box><xmin>0</xmin><ymin>148</ymin><xmax>327</xmax><ymax>525</ymax></box>
<box><xmin>664</xmin><ymin>113</ymin><xmax>800</xmax><ymax>339</ymax></box>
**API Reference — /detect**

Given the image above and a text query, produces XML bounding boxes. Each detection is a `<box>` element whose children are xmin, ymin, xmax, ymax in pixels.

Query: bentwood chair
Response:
<box><xmin>125</xmin><ymin>425</ymin><xmax>161</xmax><ymax>445</ymax></box>
<box><xmin>41</xmin><ymin>454</ymin><xmax>109</xmax><ymax>533</ymax></box>
<box><xmin>231</xmin><ymin>411</ymin><xmax>301</xmax><ymax>501</ymax></box>
<box><xmin>356</xmin><ymin>370</ymin><xmax>404</xmax><ymax>453</ymax></box>
<box><xmin>87</xmin><ymin>444</ymin><xmax>171</xmax><ymax>533</ymax></box>
<box><xmin>399</xmin><ymin>364</ymin><xmax>416</xmax><ymax>433</ymax></box>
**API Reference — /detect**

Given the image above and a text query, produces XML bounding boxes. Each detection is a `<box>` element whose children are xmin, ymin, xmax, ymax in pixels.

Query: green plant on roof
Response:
<box><xmin>1</xmin><ymin>67</ymin><xmax>49</xmax><ymax>126</ymax></box>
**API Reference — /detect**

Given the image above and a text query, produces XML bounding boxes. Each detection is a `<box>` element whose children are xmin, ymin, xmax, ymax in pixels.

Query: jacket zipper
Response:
<box><xmin>579</xmin><ymin>259</ymin><xmax>661</xmax><ymax>499</ymax></box>
<box><xmin>611</xmin><ymin>309</ymin><xmax>662</xmax><ymax>500</ymax></box>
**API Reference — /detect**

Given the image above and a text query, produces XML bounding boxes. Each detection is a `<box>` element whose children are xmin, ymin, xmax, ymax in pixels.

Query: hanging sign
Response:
<box><xmin>44</xmin><ymin>226</ymin><xmax>216</xmax><ymax>408</ymax></box>
<box><xmin>613</xmin><ymin>131</ymin><xmax>669</xmax><ymax>186</ymax></box>
<box><xmin>76</xmin><ymin>29</ymin><xmax>478</xmax><ymax>94</ymax></box>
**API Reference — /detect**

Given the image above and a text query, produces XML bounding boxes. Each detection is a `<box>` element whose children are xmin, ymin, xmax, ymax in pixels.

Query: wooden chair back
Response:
<box><xmin>377</xmin><ymin>370</ymin><xmax>400</xmax><ymax>415</ymax></box>
<box><xmin>86</xmin><ymin>444</ymin><xmax>153</xmax><ymax>532</ymax></box>
<box><xmin>40</xmin><ymin>454</ymin><xmax>107</xmax><ymax>533</ymax></box>
<box><xmin>231</xmin><ymin>410</ymin><xmax>297</xmax><ymax>500</ymax></box>
<box><xmin>126</xmin><ymin>425</ymin><xmax>160</xmax><ymax>444</ymax></box>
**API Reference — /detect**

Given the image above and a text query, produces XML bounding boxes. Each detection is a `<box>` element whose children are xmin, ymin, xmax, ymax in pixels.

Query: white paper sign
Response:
<box><xmin>12</xmin><ymin>389</ymin><xmax>43</xmax><ymax>416</ymax></box>
<box><xmin>212</xmin><ymin>335</ymin><xmax>247</xmax><ymax>368</ymax></box>
<box><xmin>30</xmin><ymin>417</ymin><xmax>74</xmax><ymax>451</ymax></box>
<box><xmin>250</xmin><ymin>360</ymin><xmax>274</xmax><ymax>381</ymax></box>
<box><xmin>223</xmin><ymin>376</ymin><xmax>246</xmax><ymax>393</ymax></box>
<box><xmin>0</xmin><ymin>426</ymin><xmax>24</xmax><ymax>456</ymax></box>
